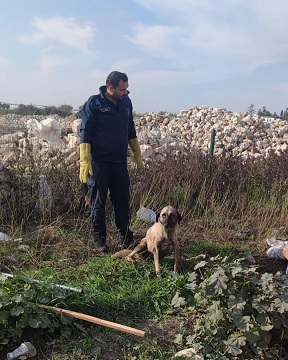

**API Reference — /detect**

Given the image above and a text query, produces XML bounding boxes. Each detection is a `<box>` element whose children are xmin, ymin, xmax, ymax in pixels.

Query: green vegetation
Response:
<box><xmin>1</xmin><ymin>151</ymin><xmax>288</xmax><ymax>358</ymax></box>
<box><xmin>0</xmin><ymin>102</ymin><xmax>75</xmax><ymax>117</ymax></box>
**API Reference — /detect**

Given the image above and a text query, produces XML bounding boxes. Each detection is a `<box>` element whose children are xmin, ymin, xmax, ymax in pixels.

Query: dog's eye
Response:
<box><xmin>162</xmin><ymin>213</ymin><xmax>166</xmax><ymax>217</ymax></box>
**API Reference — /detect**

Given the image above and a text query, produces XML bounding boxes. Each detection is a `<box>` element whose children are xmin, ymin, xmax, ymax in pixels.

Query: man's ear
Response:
<box><xmin>177</xmin><ymin>211</ymin><xmax>182</xmax><ymax>223</ymax></box>
<box><xmin>156</xmin><ymin>213</ymin><xmax>160</xmax><ymax>223</ymax></box>
<box><xmin>107</xmin><ymin>85</ymin><xmax>114</xmax><ymax>94</ymax></box>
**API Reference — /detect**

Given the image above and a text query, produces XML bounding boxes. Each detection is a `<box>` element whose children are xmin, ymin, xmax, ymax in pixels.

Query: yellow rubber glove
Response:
<box><xmin>129</xmin><ymin>137</ymin><xmax>144</xmax><ymax>170</ymax></box>
<box><xmin>79</xmin><ymin>143</ymin><xmax>93</xmax><ymax>183</ymax></box>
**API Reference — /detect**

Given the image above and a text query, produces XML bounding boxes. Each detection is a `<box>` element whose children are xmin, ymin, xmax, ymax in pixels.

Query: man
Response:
<box><xmin>79</xmin><ymin>71</ymin><xmax>143</xmax><ymax>252</ymax></box>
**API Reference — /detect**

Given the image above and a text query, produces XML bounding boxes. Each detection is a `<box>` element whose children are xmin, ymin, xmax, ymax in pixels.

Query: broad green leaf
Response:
<box><xmin>29</xmin><ymin>317</ymin><xmax>42</xmax><ymax>328</ymax></box>
<box><xmin>256</xmin><ymin>314</ymin><xmax>273</xmax><ymax>331</ymax></box>
<box><xmin>174</xmin><ymin>333</ymin><xmax>183</xmax><ymax>344</ymax></box>
<box><xmin>187</xmin><ymin>272</ymin><xmax>197</xmax><ymax>282</ymax></box>
<box><xmin>252</xmin><ymin>299</ymin><xmax>268</xmax><ymax>313</ymax></box>
<box><xmin>244</xmin><ymin>329</ymin><xmax>260</xmax><ymax>343</ymax></box>
<box><xmin>210</xmin><ymin>255</ymin><xmax>220</xmax><ymax>262</ymax></box>
<box><xmin>208</xmin><ymin>269</ymin><xmax>228</xmax><ymax>294</ymax></box>
<box><xmin>13</xmin><ymin>294</ymin><xmax>22</xmax><ymax>303</ymax></box>
<box><xmin>233</xmin><ymin>315</ymin><xmax>251</xmax><ymax>332</ymax></box>
<box><xmin>0</xmin><ymin>310</ymin><xmax>10</xmax><ymax>321</ymax></box>
<box><xmin>225</xmin><ymin>334</ymin><xmax>246</xmax><ymax>347</ymax></box>
<box><xmin>0</xmin><ymin>273</ymin><xmax>8</xmax><ymax>284</ymax></box>
<box><xmin>0</xmin><ymin>295</ymin><xmax>10</xmax><ymax>308</ymax></box>
<box><xmin>272</xmin><ymin>298</ymin><xmax>288</xmax><ymax>313</ymax></box>
<box><xmin>10</xmin><ymin>306</ymin><xmax>25</xmax><ymax>316</ymax></box>
<box><xmin>23</xmin><ymin>288</ymin><xmax>36</xmax><ymax>300</ymax></box>
<box><xmin>206</xmin><ymin>301</ymin><xmax>223</xmax><ymax>323</ymax></box>
<box><xmin>231</xmin><ymin>266</ymin><xmax>244</xmax><ymax>277</ymax></box>
<box><xmin>257</xmin><ymin>340</ymin><xmax>269</xmax><ymax>349</ymax></box>
<box><xmin>223</xmin><ymin>341</ymin><xmax>242</xmax><ymax>356</ymax></box>
<box><xmin>171</xmin><ymin>291</ymin><xmax>186</xmax><ymax>308</ymax></box>
<box><xmin>0</xmin><ymin>338</ymin><xmax>9</xmax><ymax>345</ymax></box>
<box><xmin>186</xmin><ymin>282</ymin><xmax>197</xmax><ymax>291</ymax></box>
<box><xmin>224</xmin><ymin>334</ymin><xmax>246</xmax><ymax>355</ymax></box>
<box><xmin>228</xmin><ymin>295</ymin><xmax>246</xmax><ymax>311</ymax></box>
<box><xmin>194</xmin><ymin>261</ymin><xmax>207</xmax><ymax>270</ymax></box>
<box><xmin>60</xmin><ymin>313</ymin><xmax>70</xmax><ymax>325</ymax></box>
<box><xmin>38</xmin><ymin>313</ymin><xmax>51</xmax><ymax>328</ymax></box>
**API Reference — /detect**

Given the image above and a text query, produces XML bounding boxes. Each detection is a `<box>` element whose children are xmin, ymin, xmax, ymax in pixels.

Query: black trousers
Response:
<box><xmin>90</xmin><ymin>161</ymin><xmax>132</xmax><ymax>239</ymax></box>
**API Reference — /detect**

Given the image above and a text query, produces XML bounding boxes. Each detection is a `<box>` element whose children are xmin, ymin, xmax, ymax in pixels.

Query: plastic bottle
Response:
<box><xmin>7</xmin><ymin>342</ymin><xmax>37</xmax><ymax>359</ymax></box>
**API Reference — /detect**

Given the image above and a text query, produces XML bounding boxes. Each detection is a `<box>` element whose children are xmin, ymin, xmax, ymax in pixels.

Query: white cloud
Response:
<box><xmin>18</xmin><ymin>16</ymin><xmax>96</xmax><ymax>53</ymax></box>
<box><xmin>0</xmin><ymin>56</ymin><xmax>8</xmax><ymax>65</ymax></box>
<box><xmin>111</xmin><ymin>57</ymin><xmax>142</xmax><ymax>71</ymax></box>
<box><xmin>132</xmin><ymin>0</ymin><xmax>214</xmax><ymax>12</ymax></box>
<box><xmin>127</xmin><ymin>24</ymin><xmax>183</xmax><ymax>56</ymax></box>
<box><xmin>129</xmin><ymin>0</ymin><xmax>288</xmax><ymax>71</ymax></box>
<box><xmin>39</xmin><ymin>55</ymin><xmax>71</xmax><ymax>72</ymax></box>
<box><xmin>131</xmin><ymin>69</ymin><xmax>225</xmax><ymax>88</ymax></box>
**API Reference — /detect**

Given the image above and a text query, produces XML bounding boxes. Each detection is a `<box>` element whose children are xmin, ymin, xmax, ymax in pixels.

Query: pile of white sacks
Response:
<box><xmin>0</xmin><ymin>106</ymin><xmax>288</xmax><ymax>168</ymax></box>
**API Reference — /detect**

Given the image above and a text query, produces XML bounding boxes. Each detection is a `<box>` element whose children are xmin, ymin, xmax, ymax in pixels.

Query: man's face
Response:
<box><xmin>109</xmin><ymin>80</ymin><xmax>128</xmax><ymax>101</ymax></box>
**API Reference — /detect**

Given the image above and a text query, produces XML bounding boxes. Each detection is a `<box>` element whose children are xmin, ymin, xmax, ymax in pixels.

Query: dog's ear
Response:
<box><xmin>156</xmin><ymin>213</ymin><xmax>160</xmax><ymax>222</ymax></box>
<box><xmin>177</xmin><ymin>211</ymin><xmax>182</xmax><ymax>223</ymax></box>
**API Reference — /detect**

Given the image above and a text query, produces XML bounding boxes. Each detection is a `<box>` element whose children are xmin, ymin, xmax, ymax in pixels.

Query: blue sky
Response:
<box><xmin>1</xmin><ymin>0</ymin><xmax>288</xmax><ymax>115</ymax></box>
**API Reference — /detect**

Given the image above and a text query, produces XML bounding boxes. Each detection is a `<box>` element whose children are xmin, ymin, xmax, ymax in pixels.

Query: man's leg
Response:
<box><xmin>109</xmin><ymin>163</ymin><xmax>133</xmax><ymax>247</ymax></box>
<box><xmin>90</xmin><ymin>161</ymin><xmax>109</xmax><ymax>252</ymax></box>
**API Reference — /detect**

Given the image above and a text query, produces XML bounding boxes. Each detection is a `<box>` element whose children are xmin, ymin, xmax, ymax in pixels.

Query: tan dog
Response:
<box><xmin>112</xmin><ymin>205</ymin><xmax>182</xmax><ymax>277</ymax></box>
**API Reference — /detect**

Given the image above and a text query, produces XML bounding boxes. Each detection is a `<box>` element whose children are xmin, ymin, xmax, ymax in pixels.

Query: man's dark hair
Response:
<box><xmin>106</xmin><ymin>71</ymin><xmax>128</xmax><ymax>88</ymax></box>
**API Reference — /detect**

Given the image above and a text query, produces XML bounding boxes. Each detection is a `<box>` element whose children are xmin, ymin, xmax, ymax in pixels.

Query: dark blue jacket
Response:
<box><xmin>80</xmin><ymin>86</ymin><xmax>137</xmax><ymax>162</ymax></box>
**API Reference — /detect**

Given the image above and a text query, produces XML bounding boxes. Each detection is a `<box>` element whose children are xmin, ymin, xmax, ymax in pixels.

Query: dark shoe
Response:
<box><xmin>94</xmin><ymin>235</ymin><xmax>108</xmax><ymax>253</ymax></box>
<box><xmin>119</xmin><ymin>229</ymin><xmax>134</xmax><ymax>249</ymax></box>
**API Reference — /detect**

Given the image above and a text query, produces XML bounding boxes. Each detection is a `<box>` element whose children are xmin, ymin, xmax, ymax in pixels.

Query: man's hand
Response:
<box><xmin>79</xmin><ymin>143</ymin><xmax>93</xmax><ymax>183</ymax></box>
<box><xmin>129</xmin><ymin>137</ymin><xmax>144</xmax><ymax>170</ymax></box>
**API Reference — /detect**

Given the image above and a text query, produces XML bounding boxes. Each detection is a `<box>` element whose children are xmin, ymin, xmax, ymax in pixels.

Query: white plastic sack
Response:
<box><xmin>136</xmin><ymin>207</ymin><xmax>156</xmax><ymax>223</ymax></box>
<box><xmin>26</xmin><ymin>117</ymin><xmax>62</xmax><ymax>147</ymax></box>
<box><xmin>0</xmin><ymin>232</ymin><xmax>11</xmax><ymax>240</ymax></box>
<box><xmin>266</xmin><ymin>238</ymin><xmax>288</xmax><ymax>259</ymax></box>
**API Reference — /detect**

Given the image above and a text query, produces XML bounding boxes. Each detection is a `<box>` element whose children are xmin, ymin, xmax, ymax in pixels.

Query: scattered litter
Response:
<box><xmin>0</xmin><ymin>232</ymin><xmax>11</xmax><ymax>240</ymax></box>
<box><xmin>26</xmin><ymin>117</ymin><xmax>62</xmax><ymax>147</ymax></box>
<box><xmin>1</xmin><ymin>273</ymin><xmax>83</xmax><ymax>293</ymax></box>
<box><xmin>0</xmin><ymin>232</ymin><xmax>22</xmax><ymax>242</ymax></box>
<box><xmin>266</xmin><ymin>238</ymin><xmax>288</xmax><ymax>259</ymax></box>
<box><xmin>34</xmin><ymin>175</ymin><xmax>52</xmax><ymax>217</ymax></box>
<box><xmin>7</xmin><ymin>341</ymin><xmax>37</xmax><ymax>359</ymax></box>
<box><xmin>266</xmin><ymin>238</ymin><xmax>288</xmax><ymax>275</ymax></box>
<box><xmin>136</xmin><ymin>207</ymin><xmax>156</xmax><ymax>223</ymax></box>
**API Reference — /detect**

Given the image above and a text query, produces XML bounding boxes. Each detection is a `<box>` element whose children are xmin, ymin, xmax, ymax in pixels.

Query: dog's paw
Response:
<box><xmin>125</xmin><ymin>256</ymin><xmax>135</xmax><ymax>265</ymax></box>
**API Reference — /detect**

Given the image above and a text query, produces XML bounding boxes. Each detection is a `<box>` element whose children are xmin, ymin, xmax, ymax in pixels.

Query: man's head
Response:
<box><xmin>106</xmin><ymin>71</ymin><xmax>129</xmax><ymax>102</ymax></box>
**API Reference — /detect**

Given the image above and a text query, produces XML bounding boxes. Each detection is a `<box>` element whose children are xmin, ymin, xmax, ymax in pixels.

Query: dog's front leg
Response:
<box><xmin>153</xmin><ymin>248</ymin><xmax>161</xmax><ymax>277</ymax></box>
<box><xmin>173</xmin><ymin>241</ymin><xmax>180</xmax><ymax>274</ymax></box>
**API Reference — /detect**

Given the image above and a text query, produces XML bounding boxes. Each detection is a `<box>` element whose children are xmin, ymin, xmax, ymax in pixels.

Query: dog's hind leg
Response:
<box><xmin>125</xmin><ymin>238</ymin><xmax>147</xmax><ymax>265</ymax></box>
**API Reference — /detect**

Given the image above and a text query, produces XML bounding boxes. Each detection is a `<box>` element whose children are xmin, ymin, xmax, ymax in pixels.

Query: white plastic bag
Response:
<box><xmin>266</xmin><ymin>238</ymin><xmax>288</xmax><ymax>259</ymax></box>
<box><xmin>136</xmin><ymin>207</ymin><xmax>156</xmax><ymax>223</ymax></box>
<box><xmin>26</xmin><ymin>117</ymin><xmax>62</xmax><ymax>147</ymax></box>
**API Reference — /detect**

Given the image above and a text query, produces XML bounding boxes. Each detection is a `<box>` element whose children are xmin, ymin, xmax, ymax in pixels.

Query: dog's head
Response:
<box><xmin>156</xmin><ymin>205</ymin><xmax>182</xmax><ymax>230</ymax></box>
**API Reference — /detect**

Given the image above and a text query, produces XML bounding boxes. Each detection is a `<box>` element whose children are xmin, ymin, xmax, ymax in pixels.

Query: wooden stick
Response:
<box><xmin>38</xmin><ymin>304</ymin><xmax>145</xmax><ymax>337</ymax></box>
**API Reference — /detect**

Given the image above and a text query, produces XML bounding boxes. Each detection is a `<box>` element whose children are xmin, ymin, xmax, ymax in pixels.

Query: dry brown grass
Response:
<box><xmin>1</xmin><ymin>150</ymin><xmax>288</xmax><ymax>271</ymax></box>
